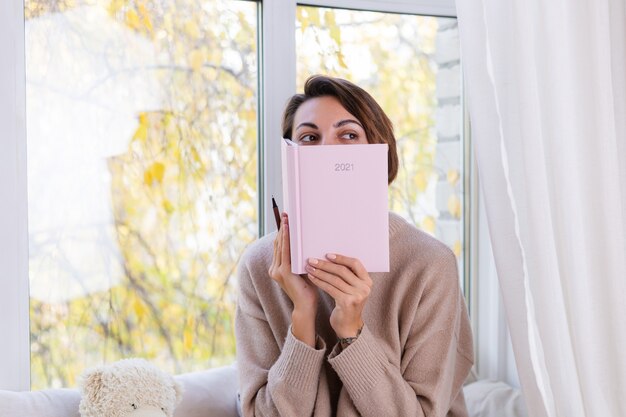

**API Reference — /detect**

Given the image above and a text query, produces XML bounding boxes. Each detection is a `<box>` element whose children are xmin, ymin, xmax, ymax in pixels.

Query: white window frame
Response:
<box><xmin>0</xmin><ymin>0</ymin><xmax>30</xmax><ymax>391</ymax></box>
<box><xmin>3</xmin><ymin>0</ymin><xmax>512</xmax><ymax>391</ymax></box>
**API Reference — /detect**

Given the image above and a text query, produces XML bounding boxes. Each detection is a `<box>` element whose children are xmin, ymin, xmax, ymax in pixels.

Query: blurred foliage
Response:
<box><xmin>26</xmin><ymin>1</ymin><xmax>461</xmax><ymax>390</ymax></box>
<box><xmin>25</xmin><ymin>0</ymin><xmax>77</xmax><ymax>18</ymax></box>
<box><xmin>27</xmin><ymin>0</ymin><xmax>257</xmax><ymax>389</ymax></box>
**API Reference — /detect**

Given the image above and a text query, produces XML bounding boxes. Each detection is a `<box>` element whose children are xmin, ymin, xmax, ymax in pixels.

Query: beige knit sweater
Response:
<box><xmin>235</xmin><ymin>212</ymin><xmax>474</xmax><ymax>417</ymax></box>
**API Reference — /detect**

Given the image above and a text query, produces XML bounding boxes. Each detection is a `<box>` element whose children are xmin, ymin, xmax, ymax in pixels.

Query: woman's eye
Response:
<box><xmin>340</xmin><ymin>132</ymin><xmax>358</xmax><ymax>140</ymax></box>
<box><xmin>299</xmin><ymin>134</ymin><xmax>317</xmax><ymax>143</ymax></box>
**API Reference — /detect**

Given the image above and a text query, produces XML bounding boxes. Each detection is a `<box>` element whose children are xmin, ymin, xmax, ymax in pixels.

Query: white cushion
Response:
<box><xmin>0</xmin><ymin>388</ymin><xmax>81</xmax><ymax>417</ymax></box>
<box><xmin>174</xmin><ymin>364</ymin><xmax>239</xmax><ymax>417</ymax></box>
<box><xmin>0</xmin><ymin>364</ymin><xmax>239</xmax><ymax>417</ymax></box>
<box><xmin>463</xmin><ymin>379</ymin><xmax>528</xmax><ymax>417</ymax></box>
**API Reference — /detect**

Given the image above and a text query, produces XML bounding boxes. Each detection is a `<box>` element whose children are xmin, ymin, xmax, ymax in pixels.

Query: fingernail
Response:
<box><xmin>326</xmin><ymin>253</ymin><xmax>336</xmax><ymax>260</ymax></box>
<box><xmin>308</xmin><ymin>258</ymin><xmax>318</xmax><ymax>265</ymax></box>
<box><xmin>306</xmin><ymin>265</ymin><xmax>316</xmax><ymax>272</ymax></box>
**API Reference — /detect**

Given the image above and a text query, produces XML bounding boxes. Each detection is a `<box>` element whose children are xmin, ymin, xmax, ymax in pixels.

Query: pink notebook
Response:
<box><xmin>281</xmin><ymin>139</ymin><xmax>389</xmax><ymax>274</ymax></box>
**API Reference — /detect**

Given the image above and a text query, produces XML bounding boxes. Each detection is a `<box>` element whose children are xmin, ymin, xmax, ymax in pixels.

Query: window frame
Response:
<box><xmin>0</xmin><ymin>0</ymin><xmax>30</xmax><ymax>391</ymax></box>
<box><xmin>1</xmin><ymin>0</ymin><xmax>473</xmax><ymax>391</ymax></box>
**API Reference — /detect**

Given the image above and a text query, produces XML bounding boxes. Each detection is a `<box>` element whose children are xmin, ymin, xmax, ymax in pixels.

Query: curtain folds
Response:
<box><xmin>456</xmin><ymin>1</ymin><xmax>626</xmax><ymax>416</ymax></box>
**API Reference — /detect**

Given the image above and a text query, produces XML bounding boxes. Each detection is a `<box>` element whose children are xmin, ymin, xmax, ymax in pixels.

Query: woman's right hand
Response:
<box><xmin>268</xmin><ymin>213</ymin><xmax>318</xmax><ymax>346</ymax></box>
<box><xmin>269</xmin><ymin>213</ymin><xmax>319</xmax><ymax>310</ymax></box>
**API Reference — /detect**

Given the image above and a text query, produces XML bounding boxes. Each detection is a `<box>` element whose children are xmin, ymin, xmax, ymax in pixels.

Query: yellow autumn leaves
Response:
<box><xmin>188</xmin><ymin>49</ymin><xmax>204</xmax><ymax>72</ymax></box>
<box><xmin>298</xmin><ymin>7</ymin><xmax>348</xmax><ymax>69</ymax></box>
<box><xmin>131</xmin><ymin>292</ymin><xmax>204</xmax><ymax>354</ymax></box>
<box><xmin>448</xmin><ymin>166</ymin><xmax>463</xmax><ymax>257</ymax></box>
<box><xmin>420</xmin><ymin>168</ymin><xmax>462</xmax><ymax>256</ymax></box>
<box><xmin>447</xmin><ymin>169</ymin><xmax>462</xmax><ymax>219</ymax></box>
<box><xmin>134</xmin><ymin>114</ymin><xmax>166</xmax><ymax>186</ymax></box>
<box><xmin>144</xmin><ymin>162</ymin><xmax>165</xmax><ymax>186</ymax></box>
<box><xmin>108</xmin><ymin>0</ymin><xmax>153</xmax><ymax>35</ymax></box>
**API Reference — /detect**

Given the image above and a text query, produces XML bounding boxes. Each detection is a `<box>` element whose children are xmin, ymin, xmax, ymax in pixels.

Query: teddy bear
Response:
<box><xmin>79</xmin><ymin>358</ymin><xmax>183</xmax><ymax>417</ymax></box>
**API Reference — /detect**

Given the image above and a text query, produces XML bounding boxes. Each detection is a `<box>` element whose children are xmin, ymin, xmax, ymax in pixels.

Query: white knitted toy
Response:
<box><xmin>79</xmin><ymin>358</ymin><xmax>183</xmax><ymax>417</ymax></box>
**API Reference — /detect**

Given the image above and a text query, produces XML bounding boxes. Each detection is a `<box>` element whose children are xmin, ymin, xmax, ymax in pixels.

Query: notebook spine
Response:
<box><xmin>292</xmin><ymin>147</ymin><xmax>303</xmax><ymax>273</ymax></box>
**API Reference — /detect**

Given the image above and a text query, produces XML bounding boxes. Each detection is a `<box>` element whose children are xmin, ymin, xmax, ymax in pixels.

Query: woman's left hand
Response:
<box><xmin>305</xmin><ymin>254</ymin><xmax>372</xmax><ymax>338</ymax></box>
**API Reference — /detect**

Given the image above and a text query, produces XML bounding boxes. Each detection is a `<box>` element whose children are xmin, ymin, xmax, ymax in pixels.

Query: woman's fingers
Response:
<box><xmin>276</xmin><ymin>224</ymin><xmax>283</xmax><ymax>262</ymax></box>
<box><xmin>269</xmin><ymin>228</ymin><xmax>280</xmax><ymax>280</ymax></box>
<box><xmin>326</xmin><ymin>253</ymin><xmax>367</xmax><ymax>275</ymax></box>
<box><xmin>281</xmin><ymin>214</ymin><xmax>291</xmax><ymax>267</ymax></box>
<box><xmin>314</xmin><ymin>260</ymin><xmax>357</xmax><ymax>287</ymax></box>
<box><xmin>306</xmin><ymin>273</ymin><xmax>345</xmax><ymax>300</ymax></box>
<box><xmin>305</xmin><ymin>263</ymin><xmax>353</xmax><ymax>294</ymax></box>
<box><xmin>307</xmin><ymin>256</ymin><xmax>369</xmax><ymax>287</ymax></box>
<box><xmin>325</xmin><ymin>254</ymin><xmax>371</xmax><ymax>285</ymax></box>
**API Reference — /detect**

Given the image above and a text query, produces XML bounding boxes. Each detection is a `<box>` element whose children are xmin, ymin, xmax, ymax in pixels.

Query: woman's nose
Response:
<box><xmin>320</xmin><ymin>135</ymin><xmax>339</xmax><ymax>145</ymax></box>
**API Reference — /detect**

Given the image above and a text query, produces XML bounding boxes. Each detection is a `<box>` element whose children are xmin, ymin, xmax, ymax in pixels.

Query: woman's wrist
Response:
<box><xmin>291</xmin><ymin>308</ymin><xmax>317</xmax><ymax>348</ymax></box>
<box><xmin>338</xmin><ymin>325</ymin><xmax>363</xmax><ymax>349</ymax></box>
<box><xmin>334</xmin><ymin>320</ymin><xmax>364</xmax><ymax>339</ymax></box>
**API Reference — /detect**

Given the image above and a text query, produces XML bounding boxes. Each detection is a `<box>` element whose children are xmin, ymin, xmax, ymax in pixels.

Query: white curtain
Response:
<box><xmin>456</xmin><ymin>0</ymin><xmax>626</xmax><ymax>416</ymax></box>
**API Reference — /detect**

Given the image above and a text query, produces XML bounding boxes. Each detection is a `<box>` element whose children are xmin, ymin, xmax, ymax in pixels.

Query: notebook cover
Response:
<box><xmin>281</xmin><ymin>139</ymin><xmax>389</xmax><ymax>274</ymax></box>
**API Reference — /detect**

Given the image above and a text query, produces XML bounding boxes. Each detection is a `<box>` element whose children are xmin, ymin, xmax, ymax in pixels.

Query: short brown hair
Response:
<box><xmin>282</xmin><ymin>75</ymin><xmax>399</xmax><ymax>184</ymax></box>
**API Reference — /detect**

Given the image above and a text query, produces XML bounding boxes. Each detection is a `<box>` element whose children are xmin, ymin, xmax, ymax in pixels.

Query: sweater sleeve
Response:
<box><xmin>327</xmin><ymin>250</ymin><xmax>474</xmax><ymax>417</ymax></box>
<box><xmin>235</xmin><ymin>250</ymin><xmax>331</xmax><ymax>417</ymax></box>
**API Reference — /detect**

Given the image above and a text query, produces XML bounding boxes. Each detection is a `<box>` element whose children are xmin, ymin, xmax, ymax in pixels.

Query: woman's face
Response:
<box><xmin>291</xmin><ymin>96</ymin><xmax>368</xmax><ymax>146</ymax></box>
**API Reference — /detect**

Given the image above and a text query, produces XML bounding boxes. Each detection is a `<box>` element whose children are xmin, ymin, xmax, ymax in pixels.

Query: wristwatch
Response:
<box><xmin>338</xmin><ymin>326</ymin><xmax>363</xmax><ymax>349</ymax></box>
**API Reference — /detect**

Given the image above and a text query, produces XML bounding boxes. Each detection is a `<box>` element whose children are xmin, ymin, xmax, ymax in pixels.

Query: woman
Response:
<box><xmin>235</xmin><ymin>75</ymin><xmax>474</xmax><ymax>417</ymax></box>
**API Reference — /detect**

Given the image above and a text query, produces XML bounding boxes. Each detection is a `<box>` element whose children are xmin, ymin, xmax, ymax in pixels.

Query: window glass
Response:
<box><xmin>25</xmin><ymin>0</ymin><xmax>258</xmax><ymax>389</ymax></box>
<box><xmin>296</xmin><ymin>7</ymin><xmax>464</xmax><ymax>280</ymax></box>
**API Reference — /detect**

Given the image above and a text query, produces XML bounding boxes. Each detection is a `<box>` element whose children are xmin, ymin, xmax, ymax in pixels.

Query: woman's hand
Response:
<box><xmin>305</xmin><ymin>254</ymin><xmax>372</xmax><ymax>338</ymax></box>
<box><xmin>268</xmin><ymin>213</ymin><xmax>319</xmax><ymax>346</ymax></box>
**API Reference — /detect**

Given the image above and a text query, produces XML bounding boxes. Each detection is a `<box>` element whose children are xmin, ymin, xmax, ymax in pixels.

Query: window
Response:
<box><xmin>296</xmin><ymin>6</ymin><xmax>465</xmax><ymax>279</ymax></box>
<box><xmin>24</xmin><ymin>0</ymin><xmax>258</xmax><ymax>389</ymax></box>
<box><xmin>1</xmin><ymin>0</ymin><xmax>463</xmax><ymax>390</ymax></box>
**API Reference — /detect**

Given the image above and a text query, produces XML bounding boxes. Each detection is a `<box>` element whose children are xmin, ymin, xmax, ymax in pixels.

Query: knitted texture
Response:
<box><xmin>236</xmin><ymin>212</ymin><xmax>474</xmax><ymax>417</ymax></box>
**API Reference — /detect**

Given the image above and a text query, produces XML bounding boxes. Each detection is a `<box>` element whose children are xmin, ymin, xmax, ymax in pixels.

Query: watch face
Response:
<box><xmin>340</xmin><ymin>336</ymin><xmax>357</xmax><ymax>347</ymax></box>
<box><xmin>339</xmin><ymin>326</ymin><xmax>362</xmax><ymax>347</ymax></box>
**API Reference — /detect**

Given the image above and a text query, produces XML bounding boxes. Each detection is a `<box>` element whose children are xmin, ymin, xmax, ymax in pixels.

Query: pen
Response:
<box><xmin>272</xmin><ymin>197</ymin><xmax>281</xmax><ymax>230</ymax></box>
